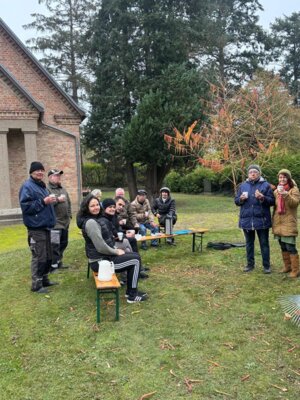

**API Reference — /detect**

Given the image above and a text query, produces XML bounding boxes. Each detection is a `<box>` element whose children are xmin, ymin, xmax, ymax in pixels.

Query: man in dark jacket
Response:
<box><xmin>235</xmin><ymin>164</ymin><xmax>275</xmax><ymax>273</ymax></box>
<box><xmin>19</xmin><ymin>161</ymin><xmax>57</xmax><ymax>293</ymax></box>
<box><xmin>152</xmin><ymin>187</ymin><xmax>177</xmax><ymax>245</ymax></box>
<box><xmin>47</xmin><ymin>169</ymin><xmax>72</xmax><ymax>272</ymax></box>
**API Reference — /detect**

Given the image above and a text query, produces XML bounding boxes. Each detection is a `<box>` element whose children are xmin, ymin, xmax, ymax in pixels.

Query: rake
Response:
<box><xmin>279</xmin><ymin>295</ymin><xmax>300</xmax><ymax>328</ymax></box>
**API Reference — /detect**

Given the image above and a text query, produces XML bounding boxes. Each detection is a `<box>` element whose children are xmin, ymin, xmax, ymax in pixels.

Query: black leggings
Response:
<box><xmin>278</xmin><ymin>238</ymin><xmax>298</xmax><ymax>254</ymax></box>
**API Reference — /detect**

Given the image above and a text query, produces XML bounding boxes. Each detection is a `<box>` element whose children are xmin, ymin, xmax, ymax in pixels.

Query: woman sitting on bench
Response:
<box><xmin>77</xmin><ymin>195</ymin><xmax>148</xmax><ymax>303</ymax></box>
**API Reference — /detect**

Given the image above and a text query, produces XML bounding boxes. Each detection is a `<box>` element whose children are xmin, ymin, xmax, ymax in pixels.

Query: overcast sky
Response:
<box><xmin>1</xmin><ymin>0</ymin><xmax>300</xmax><ymax>44</ymax></box>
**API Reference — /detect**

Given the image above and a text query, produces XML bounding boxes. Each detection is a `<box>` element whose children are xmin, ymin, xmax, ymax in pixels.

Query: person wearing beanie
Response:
<box><xmin>47</xmin><ymin>169</ymin><xmax>72</xmax><ymax>272</ymax></box>
<box><xmin>130</xmin><ymin>190</ymin><xmax>159</xmax><ymax>250</ymax></box>
<box><xmin>235</xmin><ymin>164</ymin><xmax>275</xmax><ymax>273</ymax></box>
<box><xmin>76</xmin><ymin>195</ymin><xmax>148</xmax><ymax>303</ymax></box>
<box><xmin>272</xmin><ymin>169</ymin><xmax>300</xmax><ymax>278</ymax></box>
<box><xmin>152</xmin><ymin>187</ymin><xmax>177</xmax><ymax>245</ymax></box>
<box><xmin>19</xmin><ymin>161</ymin><xmax>58</xmax><ymax>293</ymax></box>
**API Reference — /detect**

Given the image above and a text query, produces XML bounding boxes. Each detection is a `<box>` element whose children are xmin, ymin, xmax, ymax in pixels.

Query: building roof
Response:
<box><xmin>0</xmin><ymin>18</ymin><xmax>86</xmax><ymax>120</ymax></box>
<box><xmin>0</xmin><ymin>63</ymin><xmax>44</xmax><ymax>113</ymax></box>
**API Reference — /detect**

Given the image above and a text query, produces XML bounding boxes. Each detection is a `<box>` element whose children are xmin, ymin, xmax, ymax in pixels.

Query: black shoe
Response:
<box><xmin>32</xmin><ymin>287</ymin><xmax>49</xmax><ymax>294</ymax></box>
<box><xmin>263</xmin><ymin>268</ymin><xmax>271</xmax><ymax>274</ymax></box>
<box><xmin>141</xmin><ymin>265</ymin><xmax>150</xmax><ymax>271</ymax></box>
<box><xmin>126</xmin><ymin>291</ymin><xmax>148</xmax><ymax>303</ymax></box>
<box><xmin>141</xmin><ymin>244</ymin><xmax>148</xmax><ymax>250</ymax></box>
<box><xmin>43</xmin><ymin>280</ymin><xmax>59</xmax><ymax>287</ymax></box>
<box><xmin>151</xmin><ymin>243</ymin><xmax>158</xmax><ymax>247</ymax></box>
<box><xmin>139</xmin><ymin>271</ymin><xmax>149</xmax><ymax>279</ymax></box>
<box><xmin>50</xmin><ymin>267</ymin><xmax>59</xmax><ymax>274</ymax></box>
<box><xmin>125</xmin><ymin>291</ymin><xmax>148</xmax><ymax>298</ymax></box>
<box><xmin>243</xmin><ymin>265</ymin><xmax>254</xmax><ymax>272</ymax></box>
<box><xmin>58</xmin><ymin>262</ymin><xmax>69</xmax><ymax>269</ymax></box>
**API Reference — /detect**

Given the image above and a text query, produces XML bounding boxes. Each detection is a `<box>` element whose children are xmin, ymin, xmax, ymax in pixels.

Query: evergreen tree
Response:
<box><xmin>24</xmin><ymin>0</ymin><xmax>99</xmax><ymax>103</ymax></box>
<box><xmin>270</xmin><ymin>12</ymin><xmax>300</xmax><ymax>99</ymax></box>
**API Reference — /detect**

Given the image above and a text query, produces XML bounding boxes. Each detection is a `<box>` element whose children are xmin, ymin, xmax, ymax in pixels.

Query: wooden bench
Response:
<box><xmin>136</xmin><ymin>228</ymin><xmax>209</xmax><ymax>252</ymax></box>
<box><xmin>93</xmin><ymin>271</ymin><xmax>121</xmax><ymax>323</ymax></box>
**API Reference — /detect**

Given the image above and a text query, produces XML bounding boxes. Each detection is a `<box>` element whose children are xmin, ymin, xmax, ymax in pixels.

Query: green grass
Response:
<box><xmin>0</xmin><ymin>193</ymin><xmax>299</xmax><ymax>399</ymax></box>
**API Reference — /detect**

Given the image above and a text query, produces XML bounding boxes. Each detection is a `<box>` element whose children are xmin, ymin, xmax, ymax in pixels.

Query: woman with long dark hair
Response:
<box><xmin>77</xmin><ymin>195</ymin><xmax>148</xmax><ymax>302</ymax></box>
<box><xmin>272</xmin><ymin>169</ymin><xmax>300</xmax><ymax>278</ymax></box>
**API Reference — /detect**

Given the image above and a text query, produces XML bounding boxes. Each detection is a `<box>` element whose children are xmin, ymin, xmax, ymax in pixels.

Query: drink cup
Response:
<box><xmin>49</xmin><ymin>194</ymin><xmax>56</xmax><ymax>198</ymax></box>
<box><xmin>277</xmin><ymin>185</ymin><xmax>284</xmax><ymax>193</ymax></box>
<box><xmin>145</xmin><ymin>211</ymin><xmax>149</xmax><ymax>217</ymax></box>
<box><xmin>122</xmin><ymin>219</ymin><xmax>127</xmax><ymax>224</ymax></box>
<box><xmin>117</xmin><ymin>232</ymin><xmax>123</xmax><ymax>241</ymax></box>
<box><xmin>242</xmin><ymin>191</ymin><xmax>248</xmax><ymax>199</ymax></box>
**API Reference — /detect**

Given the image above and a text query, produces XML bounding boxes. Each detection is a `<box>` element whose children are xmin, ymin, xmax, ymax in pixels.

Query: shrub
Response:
<box><xmin>165</xmin><ymin>171</ymin><xmax>183</xmax><ymax>192</ymax></box>
<box><xmin>82</xmin><ymin>163</ymin><xmax>107</xmax><ymax>187</ymax></box>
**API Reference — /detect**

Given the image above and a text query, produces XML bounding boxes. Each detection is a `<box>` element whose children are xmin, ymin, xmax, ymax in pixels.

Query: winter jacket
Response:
<box><xmin>47</xmin><ymin>182</ymin><xmax>72</xmax><ymax>229</ymax></box>
<box><xmin>116</xmin><ymin>202</ymin><xmax>138</xmax><ymax>228</ymax></box>
<box><xmin>77</xmin><ymin>214</ymin><xmax>118</xmax><ymax>261</ymax></box>
<box><xmin>272</xmin><ymin>187</ymin><xmax>300</xmax><ymax>237</ymax></box>
<box><xmin>152</xmin><ymin>196</ymin><xmax>177</xmax><ymax>225</ymax></box>
<box><xmin>234</xmin><ymin>177</ymin><xmax>275</xmax><ymax>230</ymax></box>
<box><xmin>130</xmin><ymin>197</ymin><xmax>154</xmax><ymax>224</ymax></box>
<box><xmin>19</xmin><ymin>177</ymin><xmax>56</xmax><ymax>229</ymax></box>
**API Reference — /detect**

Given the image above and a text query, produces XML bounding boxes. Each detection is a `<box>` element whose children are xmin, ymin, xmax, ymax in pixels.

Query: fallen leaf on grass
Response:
<box><xmin>241</xmin><ymin>374</ymin><xmax>250</xmax><ymax>381</ymax></box>
<box><xmin>131</xmin><ymin>310</ymin><xmax>141</xmax><ymax>315</ymax></box>
<box><xmin>214</xmin><ymin>389</ymin><xmax>232</xmax><ymax>397</ymax></box>
<box><xmin>207</xmin><ymin>359</ymin><xmax>222</xmax><ymax>367</ymax></box>
<box><xmin>284</xmin><ymin>313</ymin><xmax>292</xmax><ymax>321</ymax></box>
<box><xmin>223</xmin><ymin>342</ymin><xmax>234</xmax><ymax>350</ymax></box>
<box><xmin>271</xmin><ymin>384</ymin><xmax>288</xmax><ymax>392</ymax></box>
<box><xmin>87</xmin><ymin>371</ymin><xmax>97</xmax><ymax>375</ymax></box>
<box><xmin>184</xmin><ymin>378</ymin><xmax>193</xmax><ymax>393</ymax></box>
<box><xmin>289</xmin><ymin>369</ymin><xmax>300</xmax><ymax>376</ymax></box>
<box><xmin>287</xmin><ymin>346</ymin><xmax>297</xmax><ymax>352</ymax></box>
<box><xmin>170</xmin><ymin>369</ymin><xmax>178</xmax><ymax>377</ymax></box>
<box><xmin>160</xmin><ymin>339</ymin><xmax>175</xmax><ymax>350</ymax></box>
<box><xmin>139</xmin><ymin>391</ymin><xmax>157</xmax><ymax>400</ymax></box>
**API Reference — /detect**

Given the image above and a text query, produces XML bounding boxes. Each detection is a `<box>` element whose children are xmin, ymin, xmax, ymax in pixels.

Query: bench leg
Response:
<box><xmin>87</xmin><ymin>263</ymin><xmax>90</xmax><ymax>278</ymax></box>
<box><xmin>192</xmin><ymin>233</ymin><xmax>196</xmax><ymax>252</ymax></box>
<box><xmin>96</xmin><ymin>289</ymin><xmax>100</xmax><ymax>323</ymax></box>
<box><xmin>115</xmin><ymin>289</ymin><xmax>120</xmax><ymax>321</ymax></box>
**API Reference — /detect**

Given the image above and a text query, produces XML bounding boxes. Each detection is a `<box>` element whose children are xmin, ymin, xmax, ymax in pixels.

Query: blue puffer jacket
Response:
<box><xmin>234</xmin><ymin>177</ymin><xmax>275</xmax><ymax>230</ymax></box>
<box><xmin>19</xmin><ymin>177</ymin><xmax>56</xmax><ymax>229</ymax></box>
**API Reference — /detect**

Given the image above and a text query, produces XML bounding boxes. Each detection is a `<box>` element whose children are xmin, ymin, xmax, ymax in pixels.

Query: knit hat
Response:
<box><xmin>278</xmin><ymin>169</ymin><xmax>292</xmax><ymax>179</ymax></box>
<box><xmin>247</xmin><ymin>164</ymin><xmax>261</xmax><ymax>174</ymax></box>
<box><xmin>48</xmin><ymin>169</ymin><xmax>63</xmax><ymax>177</ymax></box>
<box><xmin>137</xmin><ymin>189</ymin><xmax>147</xmax><ymax>195</ymax></box>
<box><xmin>102</xmin><ymin>198</ymin><xmax>116</xmax><ymax>210</ymax></box>
<box><xmin>160</xmin><ymin>187</ymin><xmax>170</xmax><ymax>194</ymax></box>
<box><xmin>29</xmin><ymin>161</ymin><xmax>45</xmax><ymax>174</ymax></box>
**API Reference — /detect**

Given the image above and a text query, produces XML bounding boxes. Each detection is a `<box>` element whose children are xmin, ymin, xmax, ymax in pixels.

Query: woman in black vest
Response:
<box><xmin>77</xmin><ymin>195</ymin><xmax>147</xmax><ymax>303</ymax></box>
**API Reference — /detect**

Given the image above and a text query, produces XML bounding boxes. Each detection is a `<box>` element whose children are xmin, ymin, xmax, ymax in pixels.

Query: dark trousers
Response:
<box><xmin>278</xmin><ymin>239</ymin><xmax>298</xmax><ymax>254</ymax></box>
<box><xmin>50</xmin><ymin>229</ymin><xmax>69</xmax><ymax>266</ymax></box>
<box><xmin>28</xmin><ymin>229</ymin><xmax>52</xmax><ymax>289</ymax></box>
<box><xmin>243</xmin><ymin>228</ymin><xmax>270</xmax><ymax>269</ymax></box>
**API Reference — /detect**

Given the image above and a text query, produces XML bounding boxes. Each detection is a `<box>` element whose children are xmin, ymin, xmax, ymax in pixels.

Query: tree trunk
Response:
<box><xmin>126</xmin><ymin>162</ymin><xmax>137</xmax><ymax>201</ymax></box>
<box><xmin>145</xmin><ymin>163</ymin><xmax>171</xmax><ymax>202</ymax></box>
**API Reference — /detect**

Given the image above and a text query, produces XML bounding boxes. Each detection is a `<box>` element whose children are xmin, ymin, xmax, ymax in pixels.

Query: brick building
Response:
<box><xmin>0</xmin><ymin>18</ymin><xmax>85</xmax><ymax>219</ymax></box>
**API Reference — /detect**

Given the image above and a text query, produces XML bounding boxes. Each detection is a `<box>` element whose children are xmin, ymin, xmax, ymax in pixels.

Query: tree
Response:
<box><xmin>193</xmin><ymin>0</ymin><xmax>267</xmax><ymax>84</ymax></box>
<box><xmin>85</xmin><ymin>0</ymin><xmax>203</xmax><ymax>198</ymax></box>
<box><xmin>24</xmin><ymin>0</ymin><xmax>99</xmax><ymax>103</ymax></box>
<box><xmin>165</xmin><ymin>72</ymin><xmax>298</xmax><ymax>191</ymax></box>
<box><xmin>270</xmin><ymin>12</ymin><xmax>300</xmax><ymax>99</ymax></box>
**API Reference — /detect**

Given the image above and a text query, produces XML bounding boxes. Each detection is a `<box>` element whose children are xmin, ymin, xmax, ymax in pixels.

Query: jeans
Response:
<box><xmin>278</xmin><ymin>239</ymin><xmax>298</xmax><ymax>254</ymax></box>
<box><xmin>243</xmin><ymin>228</ymin><xmax>270</xmax><ymax>269</ymax></box>
<box><xmin>139</xmin><ymin>222</ymin><xmax>159</xmax><ymax>245</ymax></box>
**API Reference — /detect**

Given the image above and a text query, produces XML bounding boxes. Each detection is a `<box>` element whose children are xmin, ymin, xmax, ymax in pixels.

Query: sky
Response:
<box><xmin>1</xmin><ymin>0</ymin><xmax>300</xmax><ymax>45</ymax></box>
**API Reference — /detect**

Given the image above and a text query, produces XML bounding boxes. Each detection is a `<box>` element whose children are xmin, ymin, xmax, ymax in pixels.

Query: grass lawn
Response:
<box><xmin>0</xmin><ymin>193</ymin><xmax>299</xmax><ymax>400</ymax></box>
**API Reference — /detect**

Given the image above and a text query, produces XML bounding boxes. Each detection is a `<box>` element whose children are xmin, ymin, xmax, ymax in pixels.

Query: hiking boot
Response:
<box><xmin>243</xmin><ymin>265</ymin><xmax>254</xmax><ymax>272</ymax></box>
<box><xmin>125</xmin><ymin>291</ymin><xmax>148</xmax><ymax>299</ymax></box>
<box><xmin>281</xmin><ymin>251</ymin><xmax>291</xmax><ymax>273</ymax></box>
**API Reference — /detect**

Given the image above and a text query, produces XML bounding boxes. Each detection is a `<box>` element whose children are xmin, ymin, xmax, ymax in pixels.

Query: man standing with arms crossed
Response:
<box><xmin>19</xmin><ymin>161</ymin><xmax>58</xmax><ymax>293</ymax></box>
<box><xmin>47</xmin><ymin>169</ymin><xmax>72</xmax><ymax>272</ymax></box>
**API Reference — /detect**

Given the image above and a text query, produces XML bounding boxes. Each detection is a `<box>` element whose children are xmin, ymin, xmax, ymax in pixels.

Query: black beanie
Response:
<box><xmin>29</xmin><ymin>161</ymin><xmax>45</xmax><ymax>174</ymax></box>
<box><xmin>102</xmin><ymin>198</ymin><xmax>116</xmax><ymax>210</ymax></box>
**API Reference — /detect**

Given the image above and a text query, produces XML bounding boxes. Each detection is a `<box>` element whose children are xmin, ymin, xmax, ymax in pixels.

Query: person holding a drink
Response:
<box><xmin>272</xmin><ymin>169</ymin><xmax>300</xmax><ymax>278</ymax></box>
<box><xmin>47</xmin><ymin>169</ymin><xmax>72</xmax><ymax>272</ymax></box>
<box><xmin>235</xmin><ymin>164</ymin><xmax>275</xmax><ymax>273</ymax></box>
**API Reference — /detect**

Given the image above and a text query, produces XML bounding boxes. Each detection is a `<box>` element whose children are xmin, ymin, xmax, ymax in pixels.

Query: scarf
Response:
<box><xmin>277</xmin><ymin>183</ymin><xmax>290</xmax><ymax>215</ymax></box>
